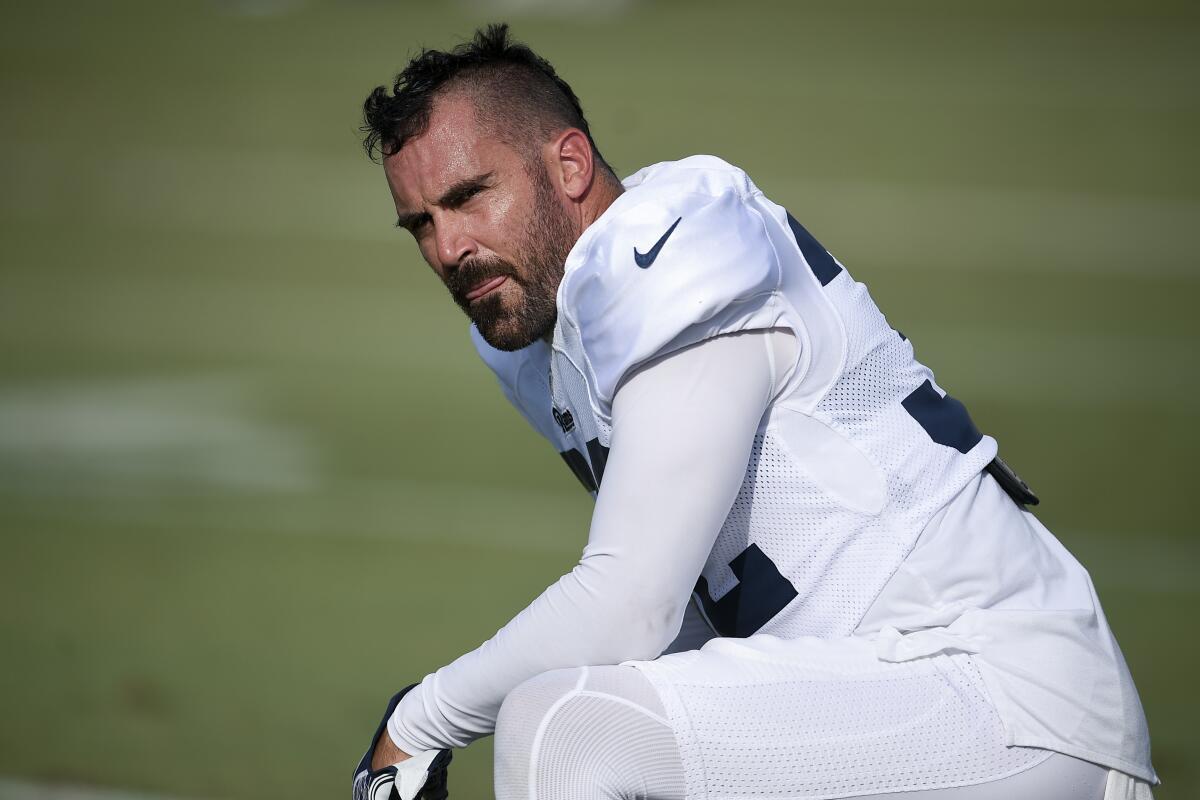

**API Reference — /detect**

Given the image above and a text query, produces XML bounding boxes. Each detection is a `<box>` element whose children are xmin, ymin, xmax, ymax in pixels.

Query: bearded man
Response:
<box><xmin>351</xmin><ymin>23</ymin><xmax>1156</xmax><ymax>800</ymax></box>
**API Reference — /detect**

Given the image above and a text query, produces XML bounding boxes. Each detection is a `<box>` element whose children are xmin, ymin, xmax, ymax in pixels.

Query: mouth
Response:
<box><xmin>465</xmin><ymin>275</ymin><xmax>509</xmax><ymax>302</ymax></box>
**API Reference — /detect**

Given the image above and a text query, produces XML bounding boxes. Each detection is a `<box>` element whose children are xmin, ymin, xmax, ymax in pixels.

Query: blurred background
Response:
<box><xmin>1</xmin><ymin>0</ymin><xmax>1196</xmax><ymax>798</ymax></box>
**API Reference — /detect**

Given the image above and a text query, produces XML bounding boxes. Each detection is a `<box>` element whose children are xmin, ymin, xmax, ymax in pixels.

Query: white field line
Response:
<box><xmin>0</xmin><ymin>370</ymin><xmax>585</xmax><ymax>555</ymax></box>
<box><xmin>0</xmin><ymin>373</ymin><xmax>317</xmax><ymax>494</ymax></box>
<box><xmin>904</xmin><ymin>323</ymin><xmax>1200</xmax><ymax>407</ymax></box>
<box><xmin>8</xmin><ymin>463</ymin><xmax>1193</xmax><ymax>597</ymax></box>
<box><xmin>778</xmin><ymin>176</ymin><xmax>1200</xmax><ymax>278</ymax></box>
<box><xmin>0</xmin><ymin>473</ymin><xmax>590</xmax><ymax>556</ymax></box>
<box><xmin>0</xmin><ymin>370</ymin><xmax>1188</xmax><ymax>590</ymax></box>
<box><xmin>0</xmin><ymin>368</ymin><xmax>1191</xmax><ymax>589</ymax></box>
<box><xmin>0</xmin><ymin>779</ymin><xmax>197</xmax><ymax>800</ymax></box>
<box><xmin>0</xmin><ymin>372</ymin><xmax>587</xmax><ymax>554</ymax></box>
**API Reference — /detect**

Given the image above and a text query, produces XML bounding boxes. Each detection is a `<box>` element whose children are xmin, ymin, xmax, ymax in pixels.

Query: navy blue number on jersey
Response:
<box><xmin>695</xmin><ymin>545</ymin><xmax>798</xmax><ymax>637</ymax></box>
<box><xmin>901</xmin><ymin>379</ymin><xmax>983</xmax><ymax>454</ymax></box>
<box><xmin>783</xmin><ymin>213</ymin><xmax>983</xmax><ymax>455</ymax></box>
<box><xmin>786</xmin><ymin>212</ymin><xmax>842</xmax><ymax>286</ymax></box>
<box><xmin>559</xmin><ymin>440</ymin><xmax>609</xmax><ymax>494</ymax></box>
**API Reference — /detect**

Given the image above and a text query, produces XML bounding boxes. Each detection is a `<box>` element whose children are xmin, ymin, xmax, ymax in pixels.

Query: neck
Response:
<box><xmin>542</xmin><ymin>173</ymin><xmax>623</xmax><ymax>347</ymax></box>
<box><xmin>578</xmin><ymin>171</ymin><xmax>625</xmax><ymax>235</ymax></box>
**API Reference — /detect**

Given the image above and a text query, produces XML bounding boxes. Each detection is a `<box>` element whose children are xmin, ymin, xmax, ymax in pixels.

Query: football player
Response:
<box><xmin>352</xmin><ymin>24</ymin><xmax>1156</xmax><ymax>800</ymax></box>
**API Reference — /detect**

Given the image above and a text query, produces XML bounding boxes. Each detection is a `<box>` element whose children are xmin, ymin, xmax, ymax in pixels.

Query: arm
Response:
<box><xmin>385</xmin><ymin>329</ymin><xmax>785</xmax><ymax>754</ymax></box>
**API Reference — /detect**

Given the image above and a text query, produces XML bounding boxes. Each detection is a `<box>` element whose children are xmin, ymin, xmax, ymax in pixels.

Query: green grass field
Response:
<box><xmin>1</xmin><ymin>1</ymin><xmax>1197</xmax><ymax>797</ymax></box>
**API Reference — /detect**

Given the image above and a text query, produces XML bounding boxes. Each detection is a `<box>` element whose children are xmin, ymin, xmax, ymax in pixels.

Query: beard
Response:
<box><xmin>444</xmin><ymin>164</ymin><xmax>576</xmax><ymax>351</ymax></box>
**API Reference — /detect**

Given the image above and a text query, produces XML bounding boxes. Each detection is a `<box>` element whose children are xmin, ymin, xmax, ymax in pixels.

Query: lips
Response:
<box><xmin>465</xmin><ymin>275</ymin><xmax>508</xmax><ymax>302</ymax></box>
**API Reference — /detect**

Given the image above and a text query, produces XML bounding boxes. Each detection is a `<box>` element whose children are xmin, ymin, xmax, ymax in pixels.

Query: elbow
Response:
<box><xmin>568</xmin><ymin>555</ymin><xmax>691</xmax><ymax>663</ymax></box>
<box><xmin>592</xmin><ymin>589</ymin><xmax>688</xmax><ymax>663</ymax></box>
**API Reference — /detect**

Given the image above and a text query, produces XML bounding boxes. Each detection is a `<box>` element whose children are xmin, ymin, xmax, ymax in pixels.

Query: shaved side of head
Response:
<box><xmin>363</xmin><ymin>23</ymin><xmax>613</xmax><ymax>176</ymax></box>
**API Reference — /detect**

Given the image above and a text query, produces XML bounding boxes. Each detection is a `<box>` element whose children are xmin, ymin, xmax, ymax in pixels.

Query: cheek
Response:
<box><xmin>479</xmin><ymin>192</ymin><xmax>521</xmax><ymax>250</ymax></box>
<box><xmin>489</xmin><ymin>189</ymin><xmax>518</xmax><ymax>220</ymax></box>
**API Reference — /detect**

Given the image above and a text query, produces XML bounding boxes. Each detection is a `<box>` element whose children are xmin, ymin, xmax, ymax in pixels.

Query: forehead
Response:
<box><xmin>383</xmin><ymin>92</ymin><xmax>519</xmax><ymax>206</ymax></box>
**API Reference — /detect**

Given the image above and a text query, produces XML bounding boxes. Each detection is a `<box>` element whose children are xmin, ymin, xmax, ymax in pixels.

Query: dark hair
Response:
<box><xmin>362</xmin><ymin>23</ymin><xmax>610</xmax><ymax>172</ymax></box>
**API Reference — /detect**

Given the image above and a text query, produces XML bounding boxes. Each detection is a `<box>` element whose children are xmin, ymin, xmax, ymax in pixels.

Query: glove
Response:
<box><xmin>352</xmin><ymin>685</ymin><xmax>452</xmax><ymax>800</ymax></box>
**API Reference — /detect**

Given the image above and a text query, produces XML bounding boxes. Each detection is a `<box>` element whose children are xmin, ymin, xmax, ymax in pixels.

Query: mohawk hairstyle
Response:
<box><xmin>361</xmin><ymin>23</ymin><xmax>610</xmax><ymax>172</ymax></box>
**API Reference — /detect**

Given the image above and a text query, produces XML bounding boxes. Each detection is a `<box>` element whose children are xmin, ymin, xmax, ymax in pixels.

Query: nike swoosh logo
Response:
<box><xmin>633</xmin><ymin>217</ymin><xmax>682</xmax><ymax>268</ymax></box>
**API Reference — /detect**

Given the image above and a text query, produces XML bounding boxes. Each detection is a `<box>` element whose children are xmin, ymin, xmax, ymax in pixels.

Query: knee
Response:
<box><xmin>496</xmin><ymin>667</ymin><xmax>583</xmax><ymax>747</ymax></box>
<box><xmin>494</xmin><ymin>668</ymin><xmax>584</xmax><ymax>800</ymax></box>
<box><xmin>494</xmin><ymin>666</ymin><xmax>685</xmax><ymax>800</ymax></box>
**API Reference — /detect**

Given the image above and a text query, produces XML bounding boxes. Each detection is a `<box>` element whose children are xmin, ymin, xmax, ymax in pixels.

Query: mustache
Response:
<box><xmin>446</xmin><ymin>258</ymin><xmax>519</xmax><ymax>301</ymax></box>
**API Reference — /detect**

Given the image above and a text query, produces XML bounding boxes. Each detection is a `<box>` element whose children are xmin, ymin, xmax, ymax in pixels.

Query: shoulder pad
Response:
<box><xmin>470</xmin><ymin>325</ymin><xmax>559</xmax><ymax>444</ymax></box>
<box><xmin>559</xmin><ymin>157</ymin><xmax>783</xmax><ymax>415</ymax></box>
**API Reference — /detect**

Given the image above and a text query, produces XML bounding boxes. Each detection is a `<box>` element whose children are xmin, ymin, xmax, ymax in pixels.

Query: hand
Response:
<box><xmin>354</xmin><ymin>750</ymin><xmax>451</xmax><ymax>800</ymax></box>
<box><xmin>353</xmin><ymin>685</ymin><xmax>452</xmax><ymax>800</ymax></box>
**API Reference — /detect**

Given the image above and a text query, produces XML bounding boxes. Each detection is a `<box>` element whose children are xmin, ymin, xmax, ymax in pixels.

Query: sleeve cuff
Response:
<box><xmin>386</xmin><ymin>687</ymin><xmax>430</xmax><ymax>756</ymax></box>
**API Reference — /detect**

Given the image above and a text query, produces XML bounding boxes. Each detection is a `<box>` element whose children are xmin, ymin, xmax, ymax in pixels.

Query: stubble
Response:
<box><xmin>448</xmin><ymin>163</ymin><xmax>576</xmax><ymax>351</ymax></box>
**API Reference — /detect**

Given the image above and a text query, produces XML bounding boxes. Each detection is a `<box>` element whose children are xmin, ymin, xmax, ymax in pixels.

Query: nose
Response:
<box><xmin>434</xmin><ymin>214</ymin><xmax>476</xmax><ymax>274</ymax></box>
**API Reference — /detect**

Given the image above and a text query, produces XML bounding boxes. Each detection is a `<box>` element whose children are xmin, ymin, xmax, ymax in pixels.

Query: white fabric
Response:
<box><xmin>548</xmin><ymin>155</ymin><xmax>1001</xmax><ymax>646</ymax></box>
<box><xmin>497</xmin><ymin>662</ymin><xmax>1113</xmax><ymax>800</ymax></box>
<box><xmin>494</xmin><ymin>665</ymin><xmax>686</xmax><ymax>800</ymax></box>
<box><xmin>395</xmin><ymin>156</ymin><xmax>1154</xmax><ymax>788</ymax></box>
<box><xmin>633</xmin><ymin>636</ymin><xmax>1053</xmax><ymax>798</ymax></box>
<box><xmin>390</xmin><ymin>749</ymin><xmax>443</xmax><ymax>800</ymax></box>
<box><xmin>389</xmin><ymin>330</ymin><xmax>779</xmax><ymax>753</ymax></box>
<box><xmin>555</xmin><ymin>160</ymin><xmax>786</xmax><ymax>419</ymax></box>
<box><xmin>1103</xmin><ymin>769</ymin><xmax>1156</xmax><ymax>800</ymax></box>
<box><xmin>861</xmin><ymin>471</ymin><xmax>1155</xmax><ymax>781</ymax></box>
<box><xmin>866</xmin><ymin>753</ymin><xmax>1110</xmax><ymax>800</ymax></box>
<box><xmin>470</xmin><ymin>331</ymin><xmax>561</xmax><ymax>449</ymax></box>
<box><xmin>626</xmin><ymin>463</ymin><xmax>1154</xmax><ymax>794</ymax></box>
<box><xmin>661</xmin><ymin>597</ymin><xmax>717</xmax><ymax>656</ymax></box>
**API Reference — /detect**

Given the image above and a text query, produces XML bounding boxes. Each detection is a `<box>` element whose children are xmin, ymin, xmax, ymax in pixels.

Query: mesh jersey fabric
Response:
<box><xmin>632</xmin><ymin>640</ymin><xmax>1049</xmax><ymax>799</ymax></box>
<box><xmin>389</xmin><ymin>329</ymin><xmax>780</xmax><ymax>754</ymax></box>
<box><xmin>412</xmin><ymin>156</ymin><xmax>1153</xmax><ymax>783</ymax></box>
<box><xmin>491</xmin><ymin>661</ymin><xmax>1128</xmax><ymax>800</ymax></box>
<box><xmin>478</xmin><ymin>157</ymin><xmax>1151</xmax><ymax>780</ymax></box>
<box><xmin>863</xmin><ymin>755</ymin><xmax>1111</xmax><ymax>800</ymax></box>
<box><xmin>491</xmin><ymin>656</ymin><xmax>1113</xmax><ymax>800</ymax></box>
<box><xmin>546</xmin><ymin>155</ymin><xmax>999</xmax><ymax>645</ymax></box>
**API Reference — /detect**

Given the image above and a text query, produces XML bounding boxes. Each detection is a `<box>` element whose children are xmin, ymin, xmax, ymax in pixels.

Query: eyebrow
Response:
<box><xmin>394</xmin><ymin>210</ymin><xmax>428</xmax><ymax>231</ymax></box>
<box><xmin>395</xmin><ymin>171</ymin><xmax>495</xmax><ymax>230</ymax></box>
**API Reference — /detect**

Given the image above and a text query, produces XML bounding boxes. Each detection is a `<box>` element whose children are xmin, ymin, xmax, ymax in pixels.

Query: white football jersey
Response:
<box><xmin>471</xmin><ymin>156</ymin><xmax>1153</xmax><ymax>782</ymax></box>
<box><xmin>475</xmin><ymin>155</ymin><xmax>996</xmax><ymax>639</ymax></box>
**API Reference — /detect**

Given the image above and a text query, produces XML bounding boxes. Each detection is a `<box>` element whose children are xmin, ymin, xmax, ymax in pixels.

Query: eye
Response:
<box><xmin>449</xmin><ymin>188</ymin><xmax>481</xmax><ymax>209</ymax></box>
<box><xmin>407</xmin><ymin>213</ymin><xmax>432</xmax><ymax>234</ymax></box>
<box><xmin>445</xmin><ymin>181</ymin><xmax>490</xmax><ymax>209</ymax></box>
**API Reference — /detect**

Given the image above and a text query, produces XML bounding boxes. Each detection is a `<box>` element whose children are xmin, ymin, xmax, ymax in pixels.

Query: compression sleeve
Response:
<box><xmin>386</xmin><ymin>329</ymin><xmax>791</xmax><ymax>753</ymax></box>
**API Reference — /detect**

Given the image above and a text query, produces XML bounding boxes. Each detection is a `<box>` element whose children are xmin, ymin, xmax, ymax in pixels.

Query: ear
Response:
<box><xmin>549</xmin><ymin>128</ymin><xmax>595</xmax><ymax>202</ymax></box>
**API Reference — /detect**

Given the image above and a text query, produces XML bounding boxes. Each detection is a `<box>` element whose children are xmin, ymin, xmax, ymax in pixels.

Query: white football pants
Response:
<box><xmin>493</xmin><ymin>662</ymin><xmax>1149</xmax><ymax>800</ymax></box>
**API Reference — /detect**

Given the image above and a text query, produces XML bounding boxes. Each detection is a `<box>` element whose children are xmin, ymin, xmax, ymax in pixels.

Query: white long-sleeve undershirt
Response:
<box><xmin>387</xmin><ymin>329</ymin><xmax>795</xmax><ymax>753</ymax></box>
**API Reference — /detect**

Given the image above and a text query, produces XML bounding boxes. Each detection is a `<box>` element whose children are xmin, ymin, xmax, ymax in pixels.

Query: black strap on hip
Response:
<box><xmin>985</xmin><ymin>456</ymin><xmax>1040</xmax><ymax>507</ymax></box>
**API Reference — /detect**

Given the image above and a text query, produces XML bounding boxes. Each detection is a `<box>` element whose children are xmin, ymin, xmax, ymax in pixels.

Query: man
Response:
<box><xmin>352</xmin><ymin>24</ymin><xmax>1156</xmax><ymax>800</ymax></box>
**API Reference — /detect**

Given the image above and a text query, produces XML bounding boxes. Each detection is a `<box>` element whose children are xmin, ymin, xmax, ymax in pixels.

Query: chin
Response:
<box><xmin>474</xmin><ymin>307</ymin><xmax>556</xmax><ymax>351</ymax></box>
<box><xmin>469</xmin><ymin>291</ymin><xmax>556</xmax><ymax>351</ymax></box>
<box><xmin>476</xmin><ymin>320</ymin><xmax>541</xmax><ymax>352</ymax></box>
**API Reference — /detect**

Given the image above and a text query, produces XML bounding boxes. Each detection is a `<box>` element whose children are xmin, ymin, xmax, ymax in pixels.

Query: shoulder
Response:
<box><xmin>470</xmin><ymin>325</ymin><xmax>560</xmax><ymax>443</ymax></box>
<box><xmin>570</xmin><ymin>156</ymin><xmax>767</xmax><ymax>271</ymax></box>
<box><xmin>558</xmin><ymin>156</ymin><xmax>785</xmax><ymax>414</ymax></box>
